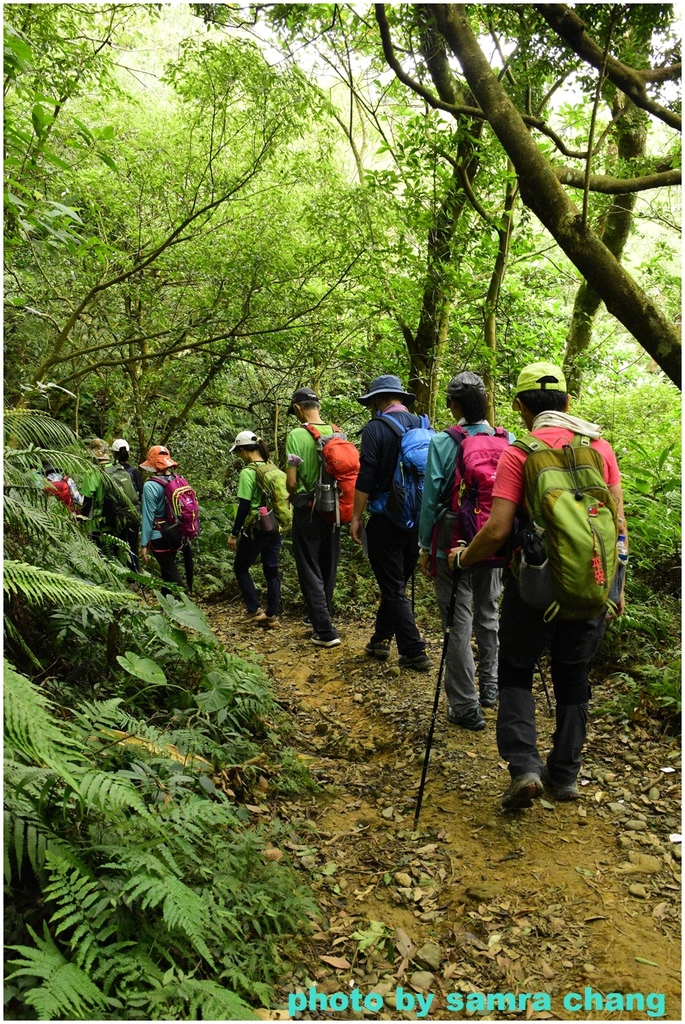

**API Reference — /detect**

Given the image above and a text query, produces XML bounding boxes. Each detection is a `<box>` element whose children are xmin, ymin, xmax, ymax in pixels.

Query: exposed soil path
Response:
<box><xmin>206</xmin><ymin>603</ymin><xmax>681</xmax><ymax>1022</ymax></box>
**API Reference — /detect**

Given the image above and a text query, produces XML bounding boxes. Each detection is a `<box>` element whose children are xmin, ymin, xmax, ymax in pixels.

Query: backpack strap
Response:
<box><xmin>444</xmin><ymin>424</ymin><xmax>467</xmax><ymax>444</ymax></box>
<box><xmin>302</xmin><ymin>423</ymin><xmax>322</xmax><ymax>444</ymax></box>
<box><xmin>377</xmin><ymin>412</ymin><xmax>406</xmax><ymax>438</ymax></box>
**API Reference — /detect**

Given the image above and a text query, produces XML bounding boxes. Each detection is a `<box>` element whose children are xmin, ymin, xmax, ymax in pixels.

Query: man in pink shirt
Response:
<box><xmin>449</xmin><ymin>362</ymin><xmax>627</xmax><ymax>810</ymax></box>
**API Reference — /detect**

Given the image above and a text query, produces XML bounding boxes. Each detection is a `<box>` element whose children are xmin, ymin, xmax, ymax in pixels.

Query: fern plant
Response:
<box><xmin>5</xmin><ymin>664</ymin><xmax>314</xmax><ymax>1019</ymax></box>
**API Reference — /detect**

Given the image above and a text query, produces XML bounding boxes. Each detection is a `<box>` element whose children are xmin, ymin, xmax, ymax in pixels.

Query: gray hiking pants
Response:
<box><xmin>434</xmin><ymin>559</ymin><xmax>502</xmax><ymax>715</ymax></box>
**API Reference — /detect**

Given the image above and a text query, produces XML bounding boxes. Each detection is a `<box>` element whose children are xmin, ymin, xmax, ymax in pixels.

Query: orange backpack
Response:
<box><xmin>303</xmin><ymin>423</ymin><xmax>360</xmax><ymax>527</ymax></box>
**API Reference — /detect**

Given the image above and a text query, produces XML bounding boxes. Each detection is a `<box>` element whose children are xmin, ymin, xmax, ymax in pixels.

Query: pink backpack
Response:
<box><xmin>152</xmin><ymin>474</ymin><xmax>200</xmax><ymax>541</ymax></box>
<box><xmin>437</xmin><ymin>425</ymin><xmax>510</xmax><ymax>565</ymax></box>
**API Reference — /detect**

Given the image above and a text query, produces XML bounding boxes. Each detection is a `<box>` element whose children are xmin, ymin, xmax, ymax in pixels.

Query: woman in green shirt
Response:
<box><xmin>228</xmin><ymin>431</ymin><xmax>282</xmax><ymax>627</ymax></box>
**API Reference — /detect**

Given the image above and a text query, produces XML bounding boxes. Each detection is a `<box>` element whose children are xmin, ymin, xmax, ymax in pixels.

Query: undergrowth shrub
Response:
<box><xmin>4</xmin><ymin>410</ymin><xmax>319</xmax><ymax>1019</ymax></box>
<box><xmin>4</xmin><ymin>664</ymin><xmax>315</xmax><ymax>1020</ymax></box>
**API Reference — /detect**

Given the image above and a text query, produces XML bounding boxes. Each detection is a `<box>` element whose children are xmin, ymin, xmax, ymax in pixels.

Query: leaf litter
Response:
<box><xmin>206</xmin><ymin>604</ymin><xmax>681</xmax><ymax>1020</ymax></box>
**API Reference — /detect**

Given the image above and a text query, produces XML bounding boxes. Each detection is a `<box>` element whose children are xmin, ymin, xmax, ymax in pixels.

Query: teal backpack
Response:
<box><xmin>513</xmin><ymin>434</ymin><xmax>619</xmax><ymax>621</ymax></box>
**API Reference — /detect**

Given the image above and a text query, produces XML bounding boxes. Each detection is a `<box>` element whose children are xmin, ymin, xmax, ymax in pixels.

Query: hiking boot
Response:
<box><xmin>246</xmin><ymin>608</ymin><xmax>267</xmax><ymax>623</ymax></box>
<box><xmin>501</xmin><ymin>772</ymin><xmax>543</xmax><ymax>810</ymax></box>
<box><xmin>479</xmin><ymin>683</ymin><xmax>499</xmax><ymax>708</ymax></box>
<box><xmin>541</xmin><ymin>766</ymin><xmax>580</xmax><ymax>802</ymax></box>
<box><xmin>312</xmin><ymin>633</ymin><xmax>341</xmax><ymax>648</ymax></box>
<box><xmin>264</xmin><ymin>615</ymin><xmax>281</xmax><ymax>629</ymax></box>
<box><xmin>365</xmin><ymin>638</ymin><xmax>391</xmax><ymax>660</ymax></box>
<box><xmin>447</xmin><ymin>705</ymin><xmax>486</xmax><ymax>731</ymax></box>
<box><xmin>398</xmin><ymin>652</ymin><xmax>432</xmax><ymax>672</ymax></box>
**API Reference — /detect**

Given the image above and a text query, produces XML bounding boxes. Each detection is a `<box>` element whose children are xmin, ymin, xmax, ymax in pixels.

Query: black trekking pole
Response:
<box><xmin>413</xmin><ymin>565</ymin><xmax>461</xmax><ymax>830</ymax></box>
<box><xmin>536</xmin><ymin>659</ymin><xmax>554</xmax><ymax>716</ymax></box>
<box><xmin>411</xmin><ymin>568</ymin><xmax>415</xmax><ymax>614</ymax></box>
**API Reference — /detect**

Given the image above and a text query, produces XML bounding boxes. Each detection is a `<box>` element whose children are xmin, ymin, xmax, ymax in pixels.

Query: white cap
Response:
<box><xmin>230</xmin><ymin>430</ymin><xmax>260</xmax><ymax>453</ymax></box>
<box><xmin>111</xmin><ymin>438</ymin><xmax>129</xmax><ymax>453</ymax></box>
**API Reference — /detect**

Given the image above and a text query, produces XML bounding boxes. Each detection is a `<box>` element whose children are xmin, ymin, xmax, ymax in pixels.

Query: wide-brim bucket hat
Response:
<box><xmin>357</xmin><ymin>374</ymin><xmax>416</xmax><ymax>406</ymax></box>
<box><xmin>89</xmin><ymin>438</ymin><xmax>111</xmax><ymax>463</ymax></box>
<box><xmin>140</xmin><ymin>445</ymin><xmax>178</xmax><ymax>471</ymax></box>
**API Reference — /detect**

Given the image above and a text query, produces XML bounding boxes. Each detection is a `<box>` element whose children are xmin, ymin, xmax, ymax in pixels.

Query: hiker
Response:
<box><xmin>228</xmin><ymin>431</ymin><xmax>283</xmax><ymax>628</ymax></box>
<box><xmin>111</xmin><ymin>438</ymin><xmax>144</xmax><ymax>499</ymax></box>
<box><xmin>79</xmin><ymin>439</ymin><xmax>110</xmax><ymax>542</ymax></box>
<box><xmin>43</xmin><ymin>461</ymin><xmax>83</xmax><ymax>511</ymax></box>
<box><xmin>418</xmin><ymin>372</ymin><xmax>515</xmax><ymax>730</ymax></box>
<box><xmin>105</xmin><ymin>439</ymin><xmax>142</xmax><ymax>571</ymax></box>
<box><xmin>448</xmin><ymin>362</ymin><xmax>627</xmax><ymax>809</ymax></box>
<box><xmin>350</xmin><ymin>374</ymin><xmax>433</xmax><ymax>672</ymax></box>
<box><xmin>285</xmin><ymin>387</ymin><xmax>342</xmax><ymax>647</ymax></box>
<box><xmin>139</xmin><ymin>445</ymin><xmax>195</xmax><ymax>593</ymax></box>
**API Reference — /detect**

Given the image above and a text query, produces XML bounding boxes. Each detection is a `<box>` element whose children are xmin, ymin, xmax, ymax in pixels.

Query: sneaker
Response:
<box><xmin>398</xmin><ymin>652</ymin><xmax>432</xmax><ymax>672</ymax></box>
<box><xmin>264</xmin><ymin>615</ymin><xmax>281</xmax><ymax>629</ymax></box>
<box><xmin>479</xmin><ymin>683</ymin><xmax>499</xmax><ymax>708</ymax></box>
<box><xmin>312</xmin><ymin>633</ymin><xmax>341</xmax><ymax>648</ymax></box>
<box><xmin>501</xmin><ymin>772</ymin><xmax>543</xmax><ymax>810</ymax></box>
<box><xmin>541</xmin><ymin>767</ymin><xmax>580</xmax><ymax>801</ymax></box>
<box><xmin>365</xmin><ymin>638</ymin><xmax>391</xmax><ymax>660</ymax></box>
<box><xmin>447</xmin><ymin>705</ymin><xmax>486</xmax><ymax>731</ymax></box>
<box><xmin>245</xmin><ymin>608</ymin><xmax>267</xmax><ymax>623</ymax></box>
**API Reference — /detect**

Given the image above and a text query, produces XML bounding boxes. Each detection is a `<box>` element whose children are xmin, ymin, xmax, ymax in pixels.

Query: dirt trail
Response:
<box><xmin>207</xmin><ymin>604</ymin><xmax>681</xmax><ymax>1022</ymax></box>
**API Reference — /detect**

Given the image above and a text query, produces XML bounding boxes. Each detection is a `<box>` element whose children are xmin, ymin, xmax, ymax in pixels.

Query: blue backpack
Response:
<box><xmin>369</xmin><ymin>413</ymin><xmax>434</xmax><ymax>530</ymax></box>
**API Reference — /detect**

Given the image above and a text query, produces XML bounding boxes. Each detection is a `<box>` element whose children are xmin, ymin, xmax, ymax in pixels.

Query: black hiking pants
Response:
<box><xmin>150</xmin><ymin>537</ymin><xmax>184</xmax><ymax>594</ymax></box>
<box><xmin>291</xmin><ymin>508</ymin><xmax>340</xmax><ymax>640</ymax></box>
<box><xmin>496</xmin><ymin>577</ymin><xmax>606</xmax><ymax>782</ymax></box>
<box><xmin>365</xmin><ymin>514</ymin><xmax>426</xmax><ymax>658</ymax></box>
<box><xmin>234</xmin><ymin>530</ymin><xmax>282</xmax><ymax>617</ymax></box>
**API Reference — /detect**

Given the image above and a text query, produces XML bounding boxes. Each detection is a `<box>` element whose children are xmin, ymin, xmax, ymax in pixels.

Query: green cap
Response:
<box><xmin>514</xmin><ymin>361</ymin><xmax>566</xmax><ymax>396</ymax></box>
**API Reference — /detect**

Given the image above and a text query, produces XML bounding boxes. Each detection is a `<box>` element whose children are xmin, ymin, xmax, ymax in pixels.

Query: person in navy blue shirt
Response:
<box><xmin>350</xmin><ymin>375</ymin><xmax>432</xmax><ymax>672</ymax></box>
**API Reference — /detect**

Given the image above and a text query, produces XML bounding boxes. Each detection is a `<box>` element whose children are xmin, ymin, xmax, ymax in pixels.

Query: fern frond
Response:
<box><xmin>78</xmin><ymin>768</ymin><xmax>146</xmax><ymax>816</ymax></box>
<box><xmin>4</xmin><ymin>561</ymin><xmax>140</xmax><ymax>607</ymax></box>
<box><xmin>44</xmin><ymin>854</ymin><xmax>121</xmax><ymax>974</ymax></box>
<box><xmin>7</xmin><ymin>923</ymin><xmax>110</xmax><ymax>1020</ymax></box>
<box><xmin>3</xmin><ymin>616</ymin><xmax>43</xmax><ymax>669</ymax></box>
<box><xmin>4</xmin><ymin>408</ymin><xmax>79</xmax><ymax>450</ymax></box>
<box><xmin>3</xmin><ymin>801</ymin><xmax>93</xmax><ymax>885</ymax></box>
<box><xmin>146</xmin><ymin>976</ymin><xmax>258</xmax><ymax>1020</ymax></box>
<box><xmin>116</xmin><ymin>858</ymin><xmax>215</xmax><ymax>966</ymax></box>
<box><xmin>4</xmin><ymin>661</ymin><xmax>82</xmax><ymax>772</ymax></box>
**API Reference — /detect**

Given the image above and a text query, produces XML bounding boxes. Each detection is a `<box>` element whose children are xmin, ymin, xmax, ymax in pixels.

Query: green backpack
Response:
<box><xmin>514</xmin><ymin>433</ymin><xmax>619</xmax><ymax>621</ymax></box>
<box><xmin>103</xmin><ymin>464</ymin><xmax>140</xmax><ymax>528</ymax></box>
<box><xmin>248</xmin><ymin>461</ymin><xmax>293</xmax><ymax>533</ymax></box>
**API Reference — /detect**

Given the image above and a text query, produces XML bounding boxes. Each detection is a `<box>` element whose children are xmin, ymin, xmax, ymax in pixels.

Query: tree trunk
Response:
<box><xmin>564</xmin><ymin>107</ymin><xmax>647</xmax><ymax>395</ymax></box>
<box><xmin>483</xmin><ymin>166</ymin><xmax>517</xmax><ymax>423</ymax></box>
<box><xmin>434</xmin><ymin>5</ymin><xmax>681</xmax><ymax>388</ymax></box>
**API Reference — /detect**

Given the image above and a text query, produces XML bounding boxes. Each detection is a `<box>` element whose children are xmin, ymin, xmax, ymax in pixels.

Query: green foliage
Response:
<box><xmin>4</xmin><ymin>409</ymin><xmax>317</xmax><ymax>1019</ymax></box>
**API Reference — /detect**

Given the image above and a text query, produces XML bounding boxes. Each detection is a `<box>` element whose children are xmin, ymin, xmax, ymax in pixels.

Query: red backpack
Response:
<box><xmin>151</xmin><ymin>474</ymin><xmax>200</xmax><ymax>542</ymax></box>
<box><xmin>303</xmin><ymin>423</ymin><xmax>360</xmax><ymax>527</ymax></box>
<box><xmin>434</xmin><ymin>425</ymin><xmax>510</xmax><ymax>566</ymax></box>
<box><xmin>45</xmin><ymin>475</ymin><xmax>73</xmax><ymax>511</ymax></box>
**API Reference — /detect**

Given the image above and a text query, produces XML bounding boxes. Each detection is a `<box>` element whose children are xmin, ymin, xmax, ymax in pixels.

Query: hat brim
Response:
<box><xmin>140</xmin><ymin>457</ymin><xmax>177</xmax><ymax>470</ymax></box>
<box><xmin>358</xmin><ymin>389</ymin><xmax>416</xmax><ymax>406</ymax></box>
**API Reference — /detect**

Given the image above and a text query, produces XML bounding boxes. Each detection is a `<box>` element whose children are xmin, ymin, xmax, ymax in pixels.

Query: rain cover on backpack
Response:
<box><xmin>370</xmin><ymin>413</ymin><xmax>434</xmax><ymax>530</ymax></box>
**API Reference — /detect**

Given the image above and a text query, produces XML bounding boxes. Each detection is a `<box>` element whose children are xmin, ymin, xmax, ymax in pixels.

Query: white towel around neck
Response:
<box><xmin>531</xmin><ymin>411</ymin><xmax>602</xmax><ymax>439</ymax></box>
